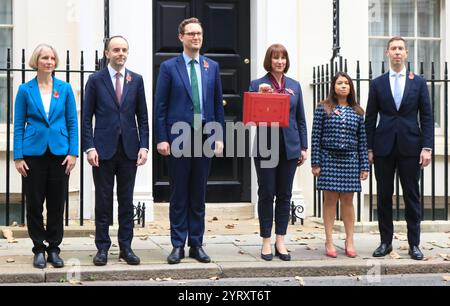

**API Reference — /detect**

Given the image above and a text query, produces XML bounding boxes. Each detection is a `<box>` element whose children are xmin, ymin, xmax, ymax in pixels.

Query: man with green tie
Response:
<box><xmin>155</xmin><ymin>17</ymin><xmax>225</xmax><ymax>264</ymax></box>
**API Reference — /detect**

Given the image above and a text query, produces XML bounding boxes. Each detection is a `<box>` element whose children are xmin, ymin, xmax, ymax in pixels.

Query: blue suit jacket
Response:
<box><xmin>82</xmin><ymin>68</ymin><xmax>149</xmax><ymax>160</ymax></box>
<box><xmin>155</xmin><ymin>54</ymin><xmax>225</xmax><ymax>143</ymax></box>
<box><xmin>249</xmin><ymin>74</ymin><xmax>308</xmax><ymax>160</ymax></box>
<box><xmin>365</xmin><ymin>72</ymin><xmax>433</xmax><ymax>157</ymax></box>
<box><xmin>13</xmin><ymin>77</ymin><xmax>78</xmax><ymax>160</ymax></box>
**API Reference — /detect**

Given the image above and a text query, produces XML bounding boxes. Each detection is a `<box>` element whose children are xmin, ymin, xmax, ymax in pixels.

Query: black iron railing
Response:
<box><xmin>0</xmin><ymin>48</ymin><xmax>146</xmax><ymax>227</ymax></box>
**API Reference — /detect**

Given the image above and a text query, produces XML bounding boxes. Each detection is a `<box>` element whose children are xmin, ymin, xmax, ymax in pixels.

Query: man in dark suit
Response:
<box><xmin>82</xmin><ymin>36</ymin><xmax>149</xmax><ymax>266</ymax></box>
<box><xmin>155</xmin><ymin>17</ymin><xmax>225</xmax><ymax>264</ymax></box>
<box><xmin>365</xmin><ymin>36</ymin><xmax>433</xmax><ymax>260</ymax></box>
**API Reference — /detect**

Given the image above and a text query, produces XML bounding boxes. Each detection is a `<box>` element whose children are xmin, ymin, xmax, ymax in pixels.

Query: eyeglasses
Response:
<box><xmin>184</xmin><ymin>32</ymin><xmax>203</xmax><ymax>37</ymax></box>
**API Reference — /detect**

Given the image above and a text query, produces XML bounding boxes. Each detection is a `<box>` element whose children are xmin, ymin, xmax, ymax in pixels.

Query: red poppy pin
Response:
<box><xmin>126</xmin><ymin>74</ymin><xmax>132</xmax><ymax>83</ymax></box>
<box><xmin>53</xmin><ymin>90</ymin><xmax>59</xmax><ymax>99</ymax></box>
<box><xmin>409</xmin><ymin>72</ymin><xmax>415</xmax><ymax>80</ymax></box>
<box><xmin>203</xmin><ymin>59</ymin><xmax>209</xmax><ymax>71</ymax></box>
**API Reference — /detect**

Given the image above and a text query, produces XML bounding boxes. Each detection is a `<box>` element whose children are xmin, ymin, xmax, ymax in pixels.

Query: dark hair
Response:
<box><xmin>386</xmin><ymin>36</ymin><xmax>408</xmax><ymax>50</ymax></box>
<box><xmin>263</xmin><ymin>44</ymin><xmax>290</xmax><ymax>73</ymax></box>
<box><xmin>178</xmin><ymin>17</ymin><xmax>202</xmax><ymax>34</ymax></box>
<box><xmin>104</xmin><ymin>35</ymin><xmax>129</xmax><ymax>51</ymax></box>
<box><xmin>320</xmin><ymin>72</ymin><xmax>364</xmax><ymax>116</ymax></box>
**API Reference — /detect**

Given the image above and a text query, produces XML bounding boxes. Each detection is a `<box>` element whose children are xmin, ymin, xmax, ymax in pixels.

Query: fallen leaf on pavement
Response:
<box><xmin>438</xmin><ymin>254</ymin><xmax>449</xmax><ymax>261</ymax></box>
<box><xmin>238</xmin><ymin>250</ymin><xmax>246</xmax><ymax>255</ymax></box>
<box><xmin>110</xmin><ymin>251</ymin><xmax>119</xmax><ymax>256</ymax></box>
<box><xmin>139</xmin><ymin>236</ymin><xmax>149</xmax><ymax>241</ymax></box>
<box><xmin>422</xmin><ymin>245</ymin><xmax>434</xmax><ymax>251</ymax></box>
<box><xmin>394</xmin><ymin>233</ymin><xmax>407</xmax><ymax>241</ymax></box>
<box><xmin>2</xmin><ymin>229</ymin><xmax>17</xmax><ymax>243</ymax></box>
<box><xmin>6</xmin><ymin>258</ymin><xmax>15</xmax><ymax>263</ymax></box>
<box><xmin>306</xmin><ymin>245</ymin><xmax>318</xmax><ymax>251</ymax></box>
<box><xmin>225</xmin><ymin>224</ymin><xmax>235</xmax><ymax>229</ymax></box>
<box><xmin>212</xmin><ymin>217</ymin><xmax>219</xmax><ymax>221</ymax></box>
<box><xmin>390</xmin><ymin>251</ymin><xmax>402</xmax><ymax>259</ymax></box>
<box><xmin>294</xmin><ymin>276</ymin><xmax>304</xmax><ymax>286</ymax></box>
<box><xmin>209</xmin><ymin>276</ymin><xmax>219</xmax><ymax>281</ymax></box>
<box><xmin>300</xmin><ymin>235</ymin><xmax>315</xmax><ymax>240</ymax></box>
<box><xmin>443</xmin><ymin>276</ymin><xmax>450</xmax><ymax>282</ymax></box>
<box><xmin>68</xmin><ymin>279</ymin><xmax>82</xmax><ymax>285</ymax></box>
<box><xmin>296</xmin><ymin>229</ymin><xmax>303</xmax><ymax>232</ymax></box>
<box><xmin>112</xmin><ymin>243</ymin><xmax>118</xmax><ymax>248</ymax></box>
<box><xmin>398</xmin><ymin>245</ymin><xmax>409</xmax><ymax>251</ymax></box>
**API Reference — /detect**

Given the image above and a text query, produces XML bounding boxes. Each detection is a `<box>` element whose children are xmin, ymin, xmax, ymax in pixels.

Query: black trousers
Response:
<box><xmin>254</xmin><ymin>134</ymin><xmax>298</xmax><ymax>238</ymax></box>
<box><xmin>93</xmin><ymin>137</ymin><xmax>137</xmax><ymax>252</ymax></box>
<box><xmin>24</xmin><ymin>152</ymin><xmax>68</xmax><ymax>254</ymax></box>
<box><xmin>374</xmin><ymin>146</ymin><xmax>421</xmax><ymax>246</ymax></box>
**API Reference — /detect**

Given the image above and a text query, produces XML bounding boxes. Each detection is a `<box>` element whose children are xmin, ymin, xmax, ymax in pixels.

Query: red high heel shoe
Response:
<box><xmin>344</xmin><ymin>240</ymin><xmax>357</xmax><ymax>258</ymax></box>
<box><xmin>325</xmin><ymin>243</ymin><xmax>337</xmax><ymax>258</ymax></box>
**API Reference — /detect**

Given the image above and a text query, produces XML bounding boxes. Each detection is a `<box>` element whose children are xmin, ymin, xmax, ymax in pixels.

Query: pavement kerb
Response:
<box><xmin>1</xmin><ymin>260</ymin><xmax>449</xmax><ymax>284</ymax></box>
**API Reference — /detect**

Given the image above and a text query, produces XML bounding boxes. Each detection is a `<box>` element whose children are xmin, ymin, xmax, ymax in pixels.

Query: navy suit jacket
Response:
<box><xmin>365</xmin><ymin>72</ymin><xmax>433</xmax><ymax>157</ymax></box>
<box><xmin>82</xmin><ymin>68</ymin><xmax>149</xmax><ymax>160</ymax></box>
<box><xmin>155</xmin><ymin>54</ymin><xmax>225</xmax><ymax>144</ymax></box>
<box><xmin>13</xmin><ymin>77</ymin><xmax>78</xmax><ymax>160</ymax></box>
<box><xmin>249</xmin><ymin>74</ymin><xmax>308</xmax><ymax>160</ymax></box>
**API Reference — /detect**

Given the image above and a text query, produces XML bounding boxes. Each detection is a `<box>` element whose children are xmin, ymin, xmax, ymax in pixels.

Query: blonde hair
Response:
<box><xmin>28</xmin><ymin>44</ymin><xmax>59</xmax><ymax>70</ymax></box>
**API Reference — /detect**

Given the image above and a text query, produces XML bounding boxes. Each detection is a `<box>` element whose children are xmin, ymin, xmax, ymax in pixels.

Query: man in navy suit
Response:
<box><xmin>155</xmin><ymin>17</ymin><xmax>225</xmax><ymax>264</ymax></box>
<box><xmin>365</xmin><ymin>36</ymin><xmax>433</xmax><ymax>260</ymax></box>
<box><xmin>83</xmin><ymin>36</ymin><xmax>149</xmax><ymax>266</ymax></box>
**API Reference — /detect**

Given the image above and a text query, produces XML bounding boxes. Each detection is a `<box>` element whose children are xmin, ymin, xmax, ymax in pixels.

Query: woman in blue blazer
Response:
<box><xmin>249</xmin><ymin>44</ymin><xmax>308</xmax><ymax>261</ymax></box>
<box><xmin>13</xmin><ymin>44</ymin><xmax>78</xmax><ymax>269</ymax></box>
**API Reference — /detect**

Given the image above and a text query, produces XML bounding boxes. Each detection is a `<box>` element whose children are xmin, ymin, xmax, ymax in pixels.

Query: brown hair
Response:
<box><xmin>386</xmin><ymin>36</ymin><xmax>408</xmax><ymax>50</ymax></box>
<box><xmin>263</xmin><ymin>44</ymin><xmax>290</xmax><ymax>73</ymax></box>
<box><xmin>320</xmin><ymin>72</ymin><xmax>364</xmax><ymax>116</ymax></box>
<box><xmin>178</xmin><ymin>17</ymin><xmax>202</xmax><ymax>34</ymax></box>
<box><xmin>105</xmin><ymin>35</ymin><xmax>129</xmax><ymax>51</ymax></box>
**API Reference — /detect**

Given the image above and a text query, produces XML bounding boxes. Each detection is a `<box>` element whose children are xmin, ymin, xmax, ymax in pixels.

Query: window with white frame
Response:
<box><xmin>0</xmin><ymin>0</ymin><xmax>12</xmax><ymax>124</ymax></box>
<box><xmin>369</xmin><ymin>0</ymin><xmax>442</xmax><ymax>128</ymax></box>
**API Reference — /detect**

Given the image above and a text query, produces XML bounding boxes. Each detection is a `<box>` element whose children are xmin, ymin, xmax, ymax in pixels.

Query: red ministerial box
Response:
<box><xmin>243</xmin><ymin>92</ymin><xmax>290</xmax><ymax>127</ymax></box>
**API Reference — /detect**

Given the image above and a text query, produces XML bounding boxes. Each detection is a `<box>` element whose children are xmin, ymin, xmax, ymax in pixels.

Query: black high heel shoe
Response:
<box><xmin>260</xmin><ymin>245</ymin><xmax>273</xmax><ymax>261</ymax></box>
<box><xmin>274</xmin><ymin>243</ymin><xmax>291</xmax><ymax>261</ymax></box>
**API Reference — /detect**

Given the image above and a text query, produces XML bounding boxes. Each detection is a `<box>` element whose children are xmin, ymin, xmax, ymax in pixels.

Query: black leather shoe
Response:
<box><xmin>167</xmin><ymin>247</ymin><xmax>185</xmax><ymax>264</ymax></box>
<box><xmin>408</xmin><ymin>245</ymin><xmax>424</xmax><ymax>260</ymax></box>
<box><xmin>274</xmin><ymin>243</ymin><xmax>291</xmax><ymax>261</ymax></box>
<box><xmin>189</xmin><ymin>246</ymin><xmax>211</xmax><ymax>263</ymax></box>
<box><xmin>47</xmin><ymin>252</ymin><xmax>64</xmax><ymax>268</ymax></box>
<box><xmin>33</xmin><ymin>252</ymin><xmax>46</xmax><ymax>269</ymax></box>
<box><xmin>119</xmin><ymin>249</ymin><xmax>140</xmax><ymax>265</ymax></box>
<box><xmin>372</xmin><ymin>243</ymin><xmax>393</xmax><ymax>257</ymax></box>
<box><xmin>93</xmin><ymin>250</ymin><xmax>108</xmax><ymax>266</ymax></box>
<box><xmin>260</xmin><ymin>252</ymin><xmax>273</xmax><ymax>261</ymax></box>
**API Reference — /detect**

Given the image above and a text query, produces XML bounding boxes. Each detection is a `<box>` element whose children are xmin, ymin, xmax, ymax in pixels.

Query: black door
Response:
<box><xmin>153</xmin><ymin>0</ymin><xmax>251</xmax><ymax>202</ymax></box>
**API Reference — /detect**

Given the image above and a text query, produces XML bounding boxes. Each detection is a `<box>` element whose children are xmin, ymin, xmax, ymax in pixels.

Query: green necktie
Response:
<box><xmin>190</xmin><ymin>59</ymin><xmax>202</xmax><ymax>130</ymax></box>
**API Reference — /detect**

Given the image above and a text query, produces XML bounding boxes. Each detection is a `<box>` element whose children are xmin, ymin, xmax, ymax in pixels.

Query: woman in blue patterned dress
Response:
<box><xmin>311</xmin><ymin>72</ymin><xmax>369</xmax><ymax>258</ymax></box>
